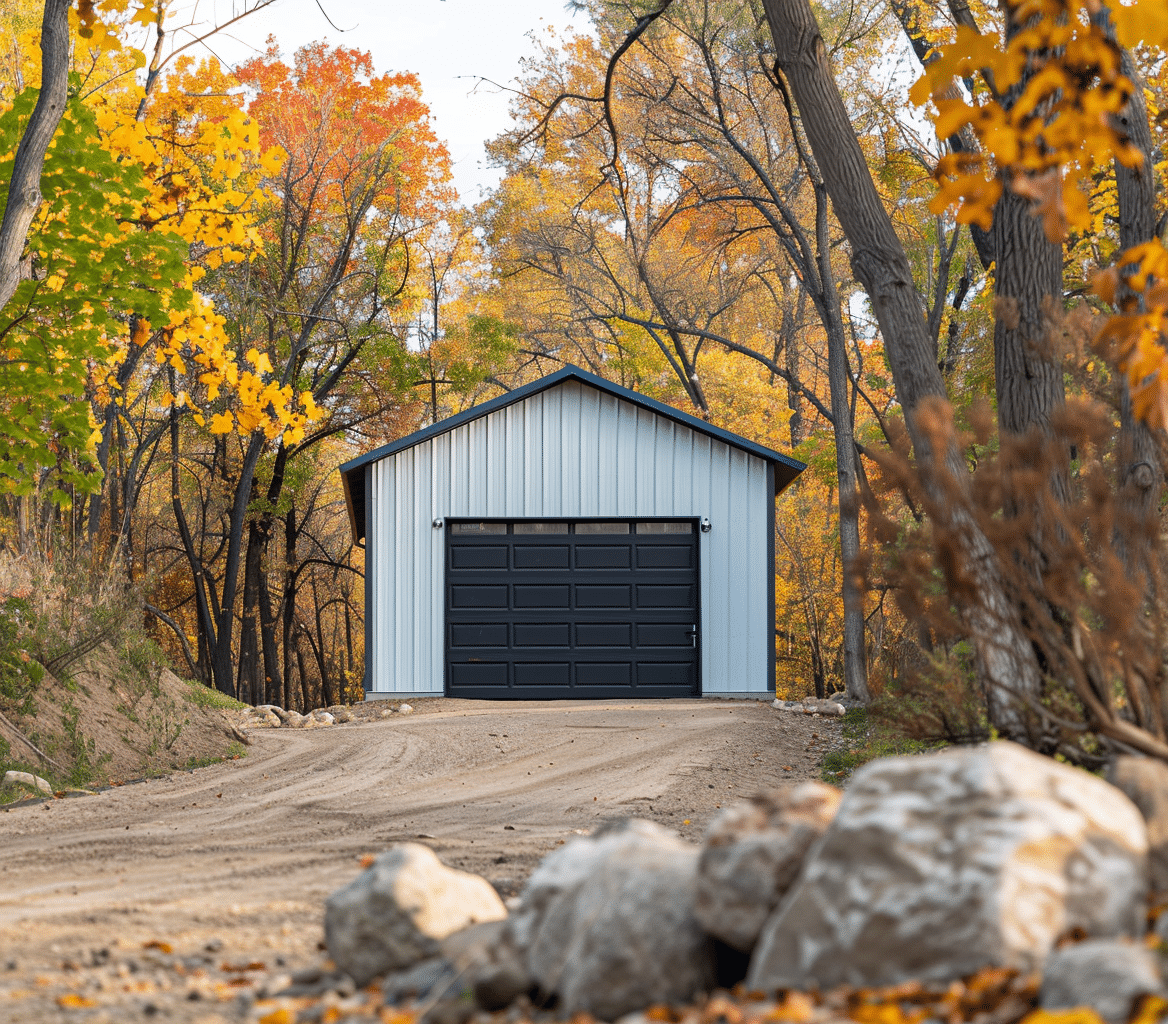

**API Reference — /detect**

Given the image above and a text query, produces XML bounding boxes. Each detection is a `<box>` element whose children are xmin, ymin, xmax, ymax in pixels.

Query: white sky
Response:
<box><xmin>183</xmin><ymin>0</ymin><xmax>589</xmax><ymax>203</ymax></box>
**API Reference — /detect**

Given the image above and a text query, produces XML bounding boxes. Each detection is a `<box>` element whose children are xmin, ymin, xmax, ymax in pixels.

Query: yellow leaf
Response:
<box><xmin>1018</xmin><ymin>1009</ymin><xmax>1107</xmax><ymax>1024</ymax></box>
<box><xmin>209</xmin><ymin>412</ymin><xmax>235</xmax><ymax>434</ymax></box>
<box><xmin>56</xmin><ymin>993</ymin><xmax>97</xmax><ymax>1008</ymax></box>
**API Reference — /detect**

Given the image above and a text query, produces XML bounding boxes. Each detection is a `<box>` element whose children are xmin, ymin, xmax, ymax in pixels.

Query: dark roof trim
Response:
<box><xmin>340</xmin><ymin>365</ymin><xmax>806</xmax><ymax>541</ymax></box>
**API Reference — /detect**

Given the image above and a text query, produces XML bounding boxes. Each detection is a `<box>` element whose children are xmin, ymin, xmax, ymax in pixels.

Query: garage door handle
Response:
<box><xmin>686</xmin><ymin>624</ymin><xmax>697</xmax><ymax>648</ymax></box>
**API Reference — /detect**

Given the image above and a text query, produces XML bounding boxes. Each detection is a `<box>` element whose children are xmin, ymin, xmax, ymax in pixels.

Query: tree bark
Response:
<box><xmin>0</xmin><ymin>0</ymin><xmax>69</xmax><ymax>311</ymax></box>
<box><xmin>1097</xmin><ymin>11</ymin><xmax>1162</xmax><ymax>580</ymax></box>
<box><xmin>760</xmin><ymin>0</ymin><xmax>1044</xmax><ymax>741</ymax></box>
<box><xmin>814</xmin><ymin>185</ymin><xmax>870</xmax><ymax>703</ymax></box>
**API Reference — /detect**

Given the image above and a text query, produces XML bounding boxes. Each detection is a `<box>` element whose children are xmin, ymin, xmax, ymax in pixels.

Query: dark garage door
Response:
<box><xmin>445</xmin><ymin>520</ymin><xmax>699</xmax><ymax>699</ymax></box>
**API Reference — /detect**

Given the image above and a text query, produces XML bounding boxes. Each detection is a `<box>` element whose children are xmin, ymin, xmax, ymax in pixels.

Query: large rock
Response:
<box><xmin>512</xmin><ymin>819</ymin><xmax>715</xmax><ymax>1019</ymax></box>
<box><xmin>1107</xmin><ymin>756</ymin><xmax>1168</xmax><ymax>896</ymax></box>
<box><xmin>1041</xmin><ymin>939</ymin><xmax>1163</xmax><ymax>1024</ymax></box>
<box><xmin>695</xmin><ymin>782</ymin><xmax>841</xmax><ymax>952</ymax></box>
<box><xmin>2</xmin><ymin>770</ymin><xmax>52</xmax><ymax>797</ymax></box>
<box><xmin>324</xmin><ymin>844</ymin><xmax>507</xmax><ymax>987</ymax></box>
<box><xmin>747</xmin><ymin>741</ymin><xmax>1149</xmax><ymax>992</ymax></box>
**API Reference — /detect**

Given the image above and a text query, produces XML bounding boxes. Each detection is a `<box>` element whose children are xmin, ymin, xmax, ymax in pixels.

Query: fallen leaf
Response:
<box><xmin>143</xmin><ymin>940</ymin><xmax>172</xmax><ymax>954</ymax></box>
<box><xmin>56</xmin><ymin>993</ymin><xmax>97</xmax><ymax>1008</ymax></box>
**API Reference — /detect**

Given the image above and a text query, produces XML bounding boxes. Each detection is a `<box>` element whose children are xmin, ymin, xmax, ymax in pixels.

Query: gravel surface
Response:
<box><xmin>0</xmin><ymin>697</ymin><xmax>839</xmax><ymax>1023</ymax></box>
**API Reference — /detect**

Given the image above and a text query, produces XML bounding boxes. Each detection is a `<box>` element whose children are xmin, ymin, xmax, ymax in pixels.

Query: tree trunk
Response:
<box><xmin>1099</xmin><ymin>13</ymin><xmax>1162</xmax><ymax>580</ymax></box>
<box><xmin>761</xmin><ymin>0</ymin><xmax>1044</xmax><ymax>742</ymax></box>
<box><xmin>815</xmin><ymin>185</ymin><xmax>870</xmax><ymax>703</ymax></box>
<box><xmin>0</xmin><ymin>0</ymin><xmax>69</xmax><ymax>310</ymax></box>
<box><xmin>237</xmin><ymin>520</ymin><xmax>263</xmax><ymax>705</ymax></box>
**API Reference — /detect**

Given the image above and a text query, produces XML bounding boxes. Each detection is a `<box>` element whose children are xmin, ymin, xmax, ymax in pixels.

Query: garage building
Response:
<box><xmin>340</xmin><ymin>366</ymin><xmax>805</xmax><ymax>700</ymax></box>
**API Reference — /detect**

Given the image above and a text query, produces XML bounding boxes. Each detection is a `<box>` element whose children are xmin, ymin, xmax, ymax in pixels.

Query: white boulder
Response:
<box><xmin>695</xmin><ymin>782</ymin><xmax>841</xmax><ymax>952</ymax></box>
<box><xmin>324</xmin><ymin>843</ymin><xmax>507</xmax><ymax>987</ymax></box>
<box><xmin>747</xmin><ymin>741</ymin><xmax>1149</xmax><ymax>991</ymax></box>
<box><xmin>513</xmin><ymin>820</ymin><xmax>715</xmax><ymax>1019</ymax></box>
<box><xmin>2</xmin><ymin>770</ymin><xmax>52</xmax><ymax>797</ymax></box>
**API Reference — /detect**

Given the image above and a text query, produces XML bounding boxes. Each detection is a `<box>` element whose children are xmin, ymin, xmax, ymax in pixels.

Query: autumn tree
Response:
<box><xmin>150</xmin><ymin>41</ymin><xmax>453</xmax><ymax>699</ymax></box>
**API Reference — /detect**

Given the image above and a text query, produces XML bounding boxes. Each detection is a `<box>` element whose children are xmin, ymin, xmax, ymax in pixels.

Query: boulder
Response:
<box><xmin>441</xmin><ymin>920</ymin><xmax>531</xmax><ymax>1011</ymax></box>
<box><xmin>1107</xmin><ymin>756</ymin><xmax>1168</xmax><ymax>896</ymax></box>
<box><xmin>324</xmin><ymin>843</ymin><xmax>507</xmax><ymax>987</ymax></box>
<box><xmin>513</xmin><ymin>819</ymin><xmax>715</xmax><ymax>1019</ymax></box>
<box><xmin>2</xmin><ymin>770</ymin><xmax>52</xmax><ymax>797</ymax></box>
<box><xmin>747</xmin><ymin>741</ymin><xmax>1149</xmax><ymax>992</ymax></box>
<box><xmin>1041</xmin><ymin>939</ymin><xmax>1163</xmax><ymax>1024</ymax></box>
<box><xmin>695</xmin><ymin>782</ymin><xmax>841</xmax><ymax>952</ymax></box>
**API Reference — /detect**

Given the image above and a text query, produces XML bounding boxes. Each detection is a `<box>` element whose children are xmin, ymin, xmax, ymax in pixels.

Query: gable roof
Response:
<box><xmin>340</xmin><ymin>365</ymin><xmax>806</xmax><ymax>541</ymax></box>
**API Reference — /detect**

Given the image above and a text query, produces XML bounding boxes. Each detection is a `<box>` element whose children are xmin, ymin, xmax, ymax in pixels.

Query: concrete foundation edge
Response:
<box><xmin>363</xmin><ymin>690</ymin><xmax>772</xmax><ymax>702</ymax></box>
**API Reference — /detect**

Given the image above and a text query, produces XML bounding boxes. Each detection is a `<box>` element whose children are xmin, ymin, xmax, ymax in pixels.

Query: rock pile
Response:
<box><xmin>313</xmin><ymin>741</ymin><xmax>1168</xmax><ymax>1023</ymax></box>
<box><xmin>771</xmin><ymin>696</ymin><xmax>847</xmax><ymax>716</ymax></box>
<box><xmin>237</xmin><ymin>702</ymin><xmax>413</xmax><ymax>731</ymax></box>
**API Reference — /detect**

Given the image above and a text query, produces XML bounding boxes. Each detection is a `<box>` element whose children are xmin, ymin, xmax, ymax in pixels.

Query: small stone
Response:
<box><xmin>398</xmin><ymin>703</ymin><xmax>414</xmax><ymax>715</ymax></box>
<box><xmin>2</xmin><ymin>770</ymin><xmax>52</xmax><ymax>797</ymax></box>
<box><xmin>380</xmin><ymin>956</ymin><xmax>457</xmax><ymax>1004</ymax></box>
<box><xmin>1041</xmin><ymin>939</ymin><xmax>1163</xmax><ymax>1024</ymax></box>
<box><xmin>1108</xmin><ymin>757</ymin><xmax>1168</xmax><ymax>897</ymax></box>
<box><xmin>381</xmin><ymin>709</ymin><xmax>395</xmax><ymax>719</ymax></box>
<box><xmin>325</xmin><ymin>843</ymin><xmax>507</xmax><ymax>986</ymax></box>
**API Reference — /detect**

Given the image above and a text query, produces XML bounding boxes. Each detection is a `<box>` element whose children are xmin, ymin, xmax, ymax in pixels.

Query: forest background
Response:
<box><xmin>2</xmin><ymin>0</ymin><xmax>1168</xmax><ymax>771</ymax></box>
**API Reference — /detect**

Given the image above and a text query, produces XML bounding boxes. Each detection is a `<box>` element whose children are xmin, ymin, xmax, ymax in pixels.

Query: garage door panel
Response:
<box><xmin>451</xmin><ymin>585</ymin><xmax>509</xmax><ymax>609</ymax></box>
<box><xmin>576</xmin><ymin>622</ymin><xmax>632</xmax><ymax>647</ymax></box>
<box><xmin>450</xmin><ymin>545</ymin><xmax>509</xmax><ymax>569</ymax></box>
<box><xmin>514</xmin><ymin>584</ymin><xmax>570</xmax><ymax>608</ymax></box>
<box><xmin>514</xmin><ymin>662</ymin><xmax>571</xmax><ymax>687</ymax></box>
<box><xmin>638</xmin><ymin>661</ymin><xmax>697</xmax><ymax>687</ymax></box>
<box><xmin>577</xmin><ymin>584</ymin><xmax>632</xmax><ymax>608</ymax></box>
<box><xmin>637</xmin><ymin>584</ymin><xmax>695</xmax><ymax>608</ymax></box>
<box><xmin>514</xmin><ymin>545</ymin><xmax>570</xmax><ymax>569</ymax></box>
<box><xmin>514</xmin><ymin>623</ymin><xmax>571</xmax><ymax>647</ymax></box>
<box><xmin>449</xmin><ymin>662</ymin><xmax>509</xmax><ymax>688</ymax></box>
<box><xmin>450</xmin><ymin>623</ymin><xmax>509</xmax><ymax>647</ymax></box>
<box><xmin>636</xmin><ymin>545</ymin><xmax>694</xmax><ymax>569</ymax></box>
<box><xmin>576</xmin><ymin>662</ymin><xmax>632</xmax><ymax>687</ymax></box>
<box><xmin>575</xmin><ymin>546</ymin><xmax>631</xmax><ymax>569</ymax></box>
<box><xmin>446</xmin><ymin>521</ymin><xmax>698</xmax><ymax>698</ymax></box>
<box><xmin>637</xmin><ymin>623</ymin><xmax>694</xmax><ymax>647</ymax></box>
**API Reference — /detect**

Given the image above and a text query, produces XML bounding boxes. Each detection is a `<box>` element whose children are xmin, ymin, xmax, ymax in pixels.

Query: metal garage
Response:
<box><xmin>340</xmin><ymin>365</ymin><xmax>805</xmax><ymax>700</ymax></box>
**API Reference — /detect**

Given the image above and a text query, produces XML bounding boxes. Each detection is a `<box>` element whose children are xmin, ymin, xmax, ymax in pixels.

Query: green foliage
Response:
<box><xmin>183</xmin><ymin>681</ymin><xmax>247</xmax><ymax>710</ymax></box>
<box><xmin>0</xmin><ymin>596</ymin><xmax>44</xmax><ymax>717</ymax></box>
<box><xmin>59</xmin><ymin>696</ymin><xmax>110</xmax><ymax>788</ymax></box>
<box><xmin>820</xmin><ymin>706</ymin><xmax>941</xmax><ymax>783</ymax></box>
<box><xmin>0</xmin><ymin>81</ymin><xmax>189</xmax><ymax>504</ymax></box>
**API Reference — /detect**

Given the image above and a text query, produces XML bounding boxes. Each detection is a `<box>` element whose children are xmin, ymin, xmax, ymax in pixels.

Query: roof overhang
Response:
<box><xmin>340</xmin><ymin>365</ymin><xmax>806</xmax><ymax>542</ymax></box>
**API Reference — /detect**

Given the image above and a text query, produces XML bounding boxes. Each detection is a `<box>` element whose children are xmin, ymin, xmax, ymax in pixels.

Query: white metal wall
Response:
<box><xmin>366</xmin><ymin>380</ymin><xmax>772</xmax><ymax>696</ymax></box>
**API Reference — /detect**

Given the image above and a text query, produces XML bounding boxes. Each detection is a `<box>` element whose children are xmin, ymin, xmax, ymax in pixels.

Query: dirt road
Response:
<box><xmin>0</xmin><ymin>698</ymin><xmax>835</xmax><ymax>1023</ymax></box>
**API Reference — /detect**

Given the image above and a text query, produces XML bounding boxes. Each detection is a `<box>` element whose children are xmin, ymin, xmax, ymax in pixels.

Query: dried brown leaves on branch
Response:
<box><xmin>862</xmin><ymin>314</ymin><xmax>1168</xmax><ymax>767</ymax></box>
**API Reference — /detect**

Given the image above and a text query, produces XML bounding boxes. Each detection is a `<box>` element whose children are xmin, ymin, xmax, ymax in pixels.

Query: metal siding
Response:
<box><xmin>366</xmin><ymin>380</ymin><xmax>772</xmax><ymax>695</ymax></box>
<box><xmin>578</xmin><ymin>386</ymin><xmax>598</xmax><ymax>516</ymax></box>
<box><xmin>597</xmin><ymin>393</ymin><xmax>618</xmax><ymax>515</ymax></box>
